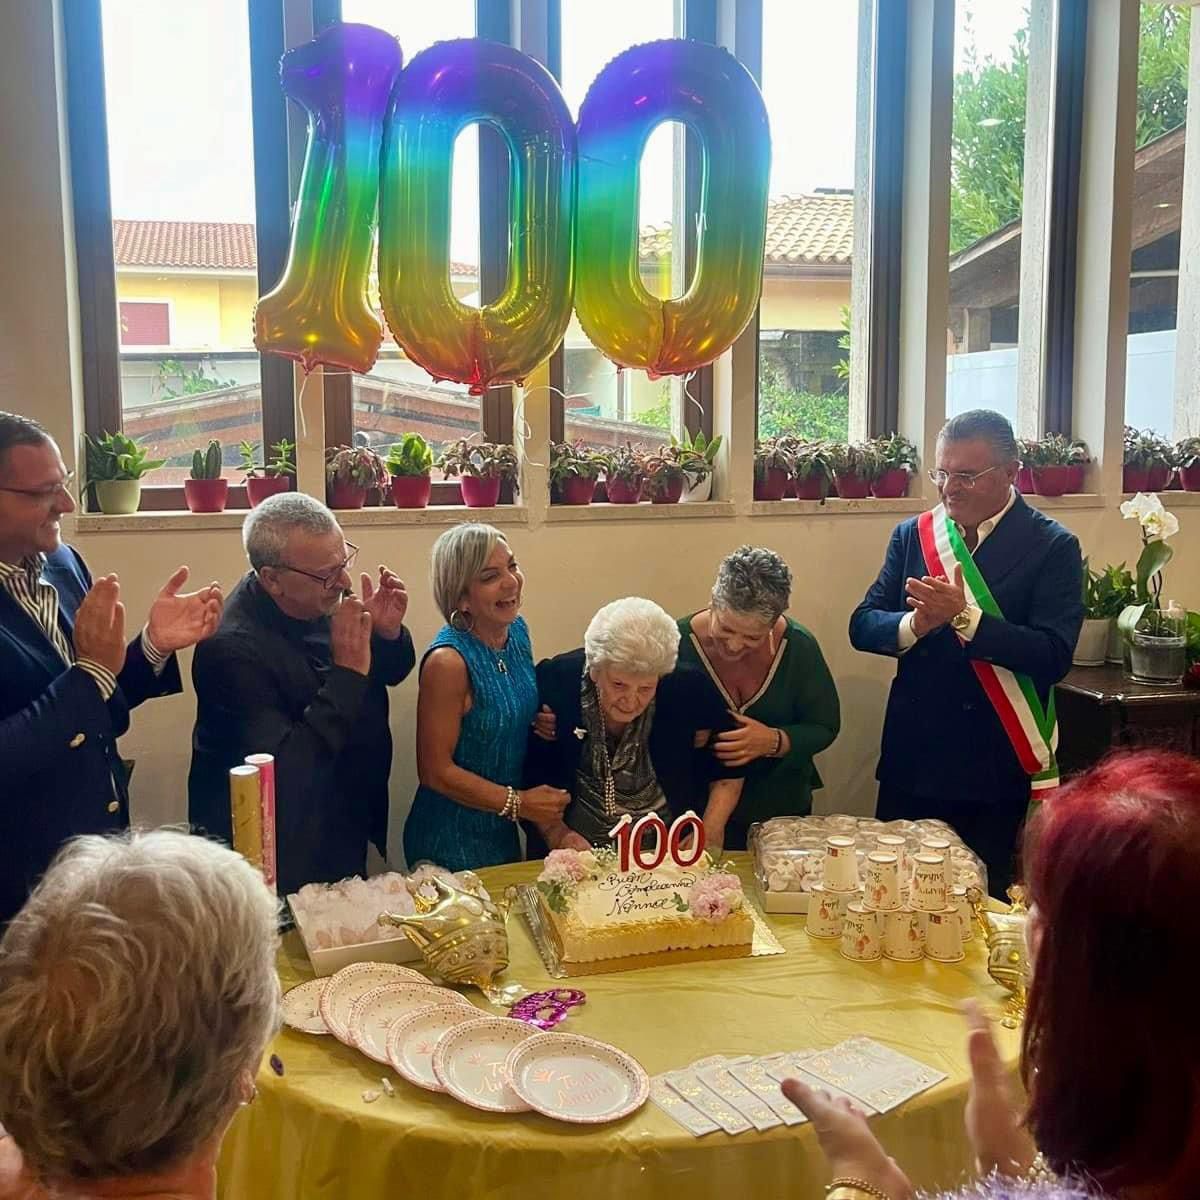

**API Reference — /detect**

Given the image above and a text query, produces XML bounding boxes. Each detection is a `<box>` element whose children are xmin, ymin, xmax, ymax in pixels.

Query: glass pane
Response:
<box><xmin>756</xmin><ymin>0</ymin><xmax>857</xmax><ymax>444</ymax></box>
<box><xmin>101</xmin><ymin>0</ymin><xmax>262</xmax><ymax>483</ymax></box>
<box><xmin>945</xmin><ymin>1</ymin><xmax>1031</xmax><ymax>425</ymax></box>
<box><xmin>342</xmin><ymin>1</ymin><xmax>479</xmax><ymax>470</ymax></box>
<box><xmin>561</xmin><ymin>1</ymin><xmax>677</xmax><ymax>453</ymax></box>
<box><xmin>1124</xmin><ymin>2</ymin><xmax>1190</xmax><ymax>443</ymax></box>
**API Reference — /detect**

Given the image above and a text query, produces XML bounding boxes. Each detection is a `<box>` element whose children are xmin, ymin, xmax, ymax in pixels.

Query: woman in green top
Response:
<box><xmin>678</xmin><ymin>546</ymin><xmax>840</xmax><ymax>849</ymax></box>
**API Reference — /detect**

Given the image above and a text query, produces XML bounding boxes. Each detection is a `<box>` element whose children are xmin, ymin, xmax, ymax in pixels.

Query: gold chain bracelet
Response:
<box><xmin>826</xmin><ymin>1180</ymin><xmax>893</xmax><ymax>1200</ymax></box>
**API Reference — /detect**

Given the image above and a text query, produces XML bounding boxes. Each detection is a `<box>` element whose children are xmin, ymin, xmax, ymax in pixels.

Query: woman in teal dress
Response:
<box><xmin>677</xmin><ymin>546</ymin><xmax>840</xmax><ymax>849</ymax></box>
<box><xmin>404</xmin><ymin>524</ymin><xmax>569</xmax><ymax>870</ymax></box>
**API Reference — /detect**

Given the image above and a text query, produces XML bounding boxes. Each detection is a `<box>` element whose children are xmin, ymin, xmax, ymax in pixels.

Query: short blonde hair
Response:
<box><xmin>430</xmin><ymin>523</ymin><xmax>507</xmax><ymax>623</ymax></box>
<box><xmin>584</xmin><ymin>597</ymin><xmax>680</xmax><ymax>677</ymax></box>
<box><xmin>0</xmin><ymin>830</ymin><xmax>281</xmax><ymax>1183</ymax></box>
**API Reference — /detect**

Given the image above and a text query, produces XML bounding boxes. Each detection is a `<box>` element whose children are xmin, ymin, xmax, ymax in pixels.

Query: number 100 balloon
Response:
<box><xmin>255</xmin><ymin>29</ymin><xmax>770</xmax><ymax>394</ymax></box>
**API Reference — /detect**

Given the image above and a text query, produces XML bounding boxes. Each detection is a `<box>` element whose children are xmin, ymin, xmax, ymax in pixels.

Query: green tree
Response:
<box><xmin>950</xmin><ymin>4</ymin><xmax>1191</xmax><ymax>254</ymax></box>
<box><xmin>757</xmin><ymin>358</ymin><xmax>849</xmax><ymax>442</ymax></box>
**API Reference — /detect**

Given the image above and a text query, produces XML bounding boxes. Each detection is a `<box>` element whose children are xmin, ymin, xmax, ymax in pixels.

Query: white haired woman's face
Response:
<box><xmin>589</xmin><ymin>666</ymin><xmax>658</xmax><ymax>728</ymax></box>
<box><xmin>709</xmin><ymin>605</ymin><xmax>774</xmax><ymax>662</ymax></box>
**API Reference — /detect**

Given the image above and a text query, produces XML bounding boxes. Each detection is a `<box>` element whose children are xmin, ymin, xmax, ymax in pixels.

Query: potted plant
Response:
<box><xmin>639</xmin><ymin>448</ymin><xmax>687</xmax><ymax>504</ymax></box>
<box><xmin>184</xmin><ymin>440</ymin><xmax>228</xmax><ymax>513</ymax></box>
<box><xmin>386</xmin><ymin>434</ymin><xmax>435</xmax><ymax>509</ymax></box>
<box><xmin>1066</xmin><ymin>439</ymin><xmax>1090</xmax><ymax>494</ymax></box>
<box><xmin>754</xmin><ymin>438</ymin><xmax>795</xmax><ymax>501</ymax></box>
<box><xmin>549</xmin><ymin>441</ymin><xmax>604</xmax><ymax>506</ymax></box>
<box><xmin>84</xmin><ymin>432</ymin><xmax>164</xmax><ymax>514</ymax></box>
<box><xmin>1176</xmin><ymin>437</ymin><xmax>1200</xmax><ymax>492</ymax></box>
<box><xmin>673</xmin><ymin>429</ymin><xmax>722</xmax><ymax>502</ymax></box>
<box><xmin>826</xmin><ymin>442</ymin><xmax>872</xmax><ymax>499</ymax></box>
<box><xmin>1123</xmin><ymin>426</ymin><xmax>1173</xmax><ymax>493</ymax></box>
<box><xmin>1016</xmin><ymin>440</ymin><xmax>1036</xmax><ymax>495</ymax></box>
<box><xmin>791</xmin><ymin>440</ymin><xmax>833</xmax><ymax>501</ymax></box>
<box><xmin>1027</xmin><ymin>433</ymin><xmax>1075</xmax><ymax>497</ymax></box>
<box><xmin>325</xmin><ymin>444</ymin><xmax>388</xmax><ymax>509</ymax></box>
<box><xmin>1075</xmin><ymin>558</ymin><xmax>1135</xmax><ymax>666</ymax></box>
<box><xmin>865</xmin><ymin>433</ymin><xmax>918</xmax><ymax>498</ymax></box>
<box><xmin>1115</xmin><ymin>493</ymin><xmax>1183</xmax><ymax>681</ymax></box>
<box><xmin>241</xmin><ymin>439</ymin><xmax>296</xmax><ymax>507</ymax></box>
<box><xmin>601</xmin><ymin>444</ymin><xmax>644</xmax><ymax>504</ymax></box>
<box><xmin>437</xmin><ymin>438</ymin><xmax>519</xmax><ymax>507</ymax></box>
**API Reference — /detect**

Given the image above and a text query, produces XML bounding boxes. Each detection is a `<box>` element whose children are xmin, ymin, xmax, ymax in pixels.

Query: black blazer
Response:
<box><xmin>0</xmin><ymin>545</ymin><xmax>181</xmax><ymax>922</ymax></box>
<box><xmin>523</xmin><ymin>649</ymin><xmax>741</xmax><ymax>852</ymax></box>
<box><xmin>188</xmin><ymin>573</ymin><xmax>415</xmax><ymax>896</ymax></box>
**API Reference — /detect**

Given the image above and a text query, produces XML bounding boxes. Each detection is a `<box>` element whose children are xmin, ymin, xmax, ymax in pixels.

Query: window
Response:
<box><xmin>755</xmin><ymin>0</ymin><xmax>858</xmax><ymax>444</ymax></box>
<box><xmin>118</xmin><ymin>301</ymin><xmax>171</xmax><ymax>347</ymax></box>
<box><xmin>1123</xmin><ymin>2</ymin><xmax>1191</xmax><ymax>440</ymax></box>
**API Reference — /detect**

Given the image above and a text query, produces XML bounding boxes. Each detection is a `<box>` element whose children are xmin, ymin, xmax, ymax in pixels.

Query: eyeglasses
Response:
<box><xmin>928</xmin><ymin>465</ymin><xmax>1004</xmax><ymax>490</ymax></box>
<box><xmin>0</xmin><ymin>471</ymin><xmax>76</xmax><ymax>502</ymax></box>
<box><xmin>277</xmin><ymin>542</ymin><xmax>359</xmax><ymax>591</ymax></box>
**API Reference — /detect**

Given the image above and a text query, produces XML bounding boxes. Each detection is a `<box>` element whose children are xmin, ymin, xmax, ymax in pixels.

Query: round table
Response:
<box><xmin>218</xmin><ymin>855</ymin><xmax>1019</xmax><ymax>1200</ymax></box>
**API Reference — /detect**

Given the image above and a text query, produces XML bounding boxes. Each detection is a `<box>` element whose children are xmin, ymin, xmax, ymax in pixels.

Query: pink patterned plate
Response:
<box><xmin>432</xmin><ymin>1017</ymin><xmax>538</xmax><ymax>1113</ymax></box>
<box><xmin>504</xmin><ymin>1032</ymin><xmax>649</xmax><ymax>1124</ymax></box>
<box><xmin>348</xmin><ymin>982</ymin><xmax>463</xmax><ymax>1063</ymax></box>
<box><xmin>280</xmin><ymin>978</ymin><xmax>329</xmax><ymax>1035</ymax></box>
<box><xmin>317</xmin><ymin>962</ymin><xmax>430</xmax><ymax>1044</ymax></box>
<box><xmin>386</xmin><ymin>1004</ymin><xmax>482</xmax><ymax>1092</ymax></box>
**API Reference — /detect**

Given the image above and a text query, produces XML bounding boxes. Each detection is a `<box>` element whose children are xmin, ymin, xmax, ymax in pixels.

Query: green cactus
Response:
<box><xmin>190</xmin><ymin>439</ymin><xmax>223</xmax><ymax>480</ymax></box>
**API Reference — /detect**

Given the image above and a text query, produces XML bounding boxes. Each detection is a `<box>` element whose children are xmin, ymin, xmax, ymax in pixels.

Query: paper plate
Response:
<box><xmin>348</xmin><ymin>982</ymin><xmax>462</xmax><ymax>1063</ymax></box>
<box><xmin>386</xmin><ymin>1004</ymin><xmax>483</xmax><ymax>1091</ymax></box>
<box><xmin>317</xmin><ymin>962</ymin><xmax>431</xmax><ymax>1044</ymax></box>
<box><xmin>505</xmin><ymin>1032</ymin><xmax>649</xmax><ymax>1124</ymax></box>
<box><xmin>432</xmin><ymin>1017</ymin><xmax>538</xmax><ymax>1113</ymax></box>
<box><xmin>281</xmin><ymin>978</ymin><xmax>329</xmax><ymax>1035</ymax></box>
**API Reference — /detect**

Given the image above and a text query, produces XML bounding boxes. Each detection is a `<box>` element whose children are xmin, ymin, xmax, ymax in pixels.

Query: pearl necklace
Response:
<box><xmin>596</xmin><ymin>700</ymin><xmax>618</xmax><ymax>818</ymax></box>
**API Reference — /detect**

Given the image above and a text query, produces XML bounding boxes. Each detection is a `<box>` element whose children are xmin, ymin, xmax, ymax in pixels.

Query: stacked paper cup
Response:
<box><xmin>911</xmin><ymin>853</ymin><xmax>964</xmax><ymax>962</ymax></box>
<box><xmin>806</xmin><ymin>836</ymin><xmax>861</xmax><ymax>944</ymax></box>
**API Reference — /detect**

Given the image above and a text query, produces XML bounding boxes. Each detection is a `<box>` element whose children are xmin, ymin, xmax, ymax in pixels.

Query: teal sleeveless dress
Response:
<box><xmin>403</xmin><ymin>616</ymin><xmax>538</xmax><ymax>871</ymax></box>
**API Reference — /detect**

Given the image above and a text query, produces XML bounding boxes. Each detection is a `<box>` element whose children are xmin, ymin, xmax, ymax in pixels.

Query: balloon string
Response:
<box><xmin>297</xmin><ymin>370</ymin><xmax>312</xmax><ymax>441</ymax></box>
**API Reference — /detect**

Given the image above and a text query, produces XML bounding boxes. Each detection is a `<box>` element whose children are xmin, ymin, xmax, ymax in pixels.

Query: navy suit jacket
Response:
<box><xmin>0</xmin><ymin>545</ymin><xmax>182</xmax><ymax>922</ymax></box>
<box><xmin>849</xmin><ymin>496</ymin><xmax>1083</xmax><ymax>805</ymax></box>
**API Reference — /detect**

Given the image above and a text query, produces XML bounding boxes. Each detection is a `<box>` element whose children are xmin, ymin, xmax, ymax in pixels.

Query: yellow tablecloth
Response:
<box><xmin>218</xmin><ymin>856</ymin><xmax>1018</xmax><ymax>1200</ymax></box>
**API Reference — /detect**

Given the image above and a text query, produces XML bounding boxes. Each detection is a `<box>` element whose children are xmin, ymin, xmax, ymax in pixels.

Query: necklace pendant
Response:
<box><xmin>496</xmin><ymin>658</ymin><xmax>507</xmax><ymax>673</ymax></box>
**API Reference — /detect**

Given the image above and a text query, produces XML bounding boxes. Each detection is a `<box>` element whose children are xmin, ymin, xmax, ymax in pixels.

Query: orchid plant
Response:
<box><xmin>1115</xmin><ymin>492</ymin><xmax>1181</xmax><ymax>644</ymax></box>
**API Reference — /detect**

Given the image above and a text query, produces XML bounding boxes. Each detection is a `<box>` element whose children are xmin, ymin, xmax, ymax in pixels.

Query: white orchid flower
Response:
<box><xmin>1120</xmin><ymin>492</ymin><xmax>1163</xmax><ymax>522</ymax></box>
<box><xmin>1143</xmin><ymin>508</ymin><xmax>1180</xmax><ymax>542</ymax></box>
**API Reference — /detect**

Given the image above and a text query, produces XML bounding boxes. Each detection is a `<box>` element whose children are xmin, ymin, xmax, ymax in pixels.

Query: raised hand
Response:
<box><xmin>146</xmin><ymin>566</ymin><xmax>223</xmax><ymax>654</ymax></box>
<box><xmin>361</xmin><ymin>566</ymin><xmax>408</xmax><ymax>640</ymax></box>
<box><xmin>906</xmin><ymin>563</ymin><xmax>967</xmax><ymax>636</ymax></box>
<box><xmin>74</xmin><ymin>574</ymin><xmax>127</xmax><ymax>677</ymax></box>
<box><xmin>331</xmin><ymin>595</ymin><xmax>372</xmax><ymax>675</ymax></box>
<box><xmin>963</xmin><ymin>999</ymin><xmax>1035</xmax><ymax>1177</ymax></box>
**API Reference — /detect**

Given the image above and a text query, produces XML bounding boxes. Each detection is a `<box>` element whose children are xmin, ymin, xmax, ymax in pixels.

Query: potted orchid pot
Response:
<box><xmin>1123</xmin><ymin>426</ymin><xmax>1173</xmax><ymax>493</ymax></box>
<box><xmin>865</xmin><ymin>432</ymin><xmax>918</xmax><ymax>498</ymax></box>
<box><xmin>639</xmin><ymin>449</ymin><xmax>687</xmax><ymax>504</ymax></box>
<box><xmin>386</xmin><ymin>434</ymin><xmax>434</xmax><ymax>508</ymax></box>
<box><xmin>241</xmin><ymin>439</ymin><xmax>295</xmax><ymax>507</ymax></box>
<box><xmin>1028</xmin><ymin>433</ymin><xmax>1075</xmax><ymax>497</ymax></box>
<box><xmin>325</xmin><ymin>444</ymin><xmax>388</xmax><ymax>509</ymax></box>
<box><xmin>674</xmin><ymin>429</ymin><xmax>722</xmax><ymax>502</ymax></box>
<box><xmin>184</xmin><ymin>439</ymin><xmax>229</xmax><ymax>513</ymax></box>
<box><xmin>1176</xmin><ymin>437</ymin><xmax>1200</xmax><ymax>492</ymax></box>
<box><xmin>1075</xmin><ymin>559</ymin><xmax>1135</xmax><ymax>667</ymax></box>
<box><xmin>601</xmin><ymin>444</ymin><xmax>644</xmax><ymax>504</ymax></box>
<box><xmin>827</xmin><ymin>442</ymin><xmax>872</xmax><ymax>499</ymax></box>
<box><xmin>438</xmin><ymin>438</ymin><xmax>519</xmax><ymax>508</ymax></box>
<box><xmin>791</xmin><ymin>441</ymin><xmax>832</xmax><ymax>501</ymax></box>
<box><xmin>84</xmin><ymin>432</ymin><xmax>165</xmax><ymax>515</ymax></box>
<box><xmin>549</xmin><ymin>441</ymin><xmax>604</xmax><ymax>506</ymax></box>
<box><xmin>753</xmin><ymin>438</ymin><xmax>795</xmax><ymax>501</ymax></box>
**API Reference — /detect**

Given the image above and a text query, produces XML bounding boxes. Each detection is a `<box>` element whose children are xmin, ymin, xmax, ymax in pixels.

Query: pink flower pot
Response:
<box><xmin>1017</xmin><ymin>466</ymin><xmax>1035</xmax><ymax>494</ymax></box>
<box><xmin>328</xmin><ymin>481</ymin><xmax>368</xmax><ymax>509</ymax></box>
<box><xmin>1064</xmin><ymin>464</ymin><xmax>1086</xmax><ymax>494</ymax></box>
<box><xmin>460</xmin><ymin>475</ymin><xmax>502</xmax><ymax>507</ymax></box>
<box><xmin>1180</xmin><ymin>463</ymin><xmax>1200</xmax><ymax>492</ymax></box>
<box><xmin>1148</xmin><ymin>465</ymin><xmax>1172</xmax><ymax>491</ymax></box>
<box><xmin>605</xmin><ymin>478</ymin><xmax>641</xmax><ymax>504</ymax></box>
<box><xmin>390</xmin><ymin>474</ymin><xmax>432</xmax><ymax>508</ymax></box>
<box><xmin>793</xmin><ymin>474</ymin><xmax>828</xmax><ymax>500</ymax></box>
<box><xmin>870</xmin><ymin>468</ymin><xmax>910</xmax><ymax>498</ymax></box>
<box><xmin>834</xmin><ymin>472</ymin><xmax>870</xmax><ymax>499</ymax></box>
<box><xmin>1123</xmin><ymin>466</ymin><xmax>1149</xmax><ymax>493</ymax></box>
<box><xmin>648</xmin><ymin>476</ymin><xmax>684</xmax><ymax>504</ymax></box>
<box><xmin>184</xmin><ymin>478</ymin><xmax>229</xmax><ymax>514</ymax></box>
<box><xmin>753</xmin><ymin>467</ymin><xmax>789</xmax><ymax>501</ymax></box>
<box><xmin>1032</xmin><ymin>465</ymin><xmax>1071</xmax><ymax>497</ymax></box>
<box><xmin>556</xmin><ymin>475</ymin><xmax>597</xmax><ymax>505</ymax></box>
<box><xmin>246</xmin><ymin>475</ymin><xmax>291</xmax><ymax>507</ymax></box>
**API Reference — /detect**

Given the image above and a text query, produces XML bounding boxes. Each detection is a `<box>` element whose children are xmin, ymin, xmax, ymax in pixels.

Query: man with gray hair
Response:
<box><xmin>850</xmin><ymin>410</ymin><xmax>1083</xmax><ymax>895</ymax></box>
<box><xmin>188</xmin><ymin>493</ymin><xmax>415</xmax><ymax>893</ymax></box>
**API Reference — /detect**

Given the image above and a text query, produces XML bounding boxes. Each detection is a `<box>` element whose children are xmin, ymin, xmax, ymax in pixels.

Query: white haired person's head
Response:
<box><xmin>584</xmin><ymin>597</ymin><xmax>680</xmax><ymax>729</ymax></box>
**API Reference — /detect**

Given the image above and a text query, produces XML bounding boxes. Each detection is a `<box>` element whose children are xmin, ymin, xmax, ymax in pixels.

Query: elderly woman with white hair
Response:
<box><xmin>0</xmin><ymin>830</ymin><xmax>280</xmax><ymax>1200</ymax></box>
<box><xmin>405</xmin><ymin>524</ymin><xmax>569</xmax><ymax>871</ymax></box>
<box><xmin>525</xmin><ymin>597</ymin><xmax>744</xmax><ymax>854</ymax></box>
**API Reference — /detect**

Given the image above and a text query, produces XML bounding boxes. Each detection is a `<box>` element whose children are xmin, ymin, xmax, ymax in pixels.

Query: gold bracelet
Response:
<box><xmin>826</xmin><ymin>1180</ymin><xmax>893</xmax><ymax>1200</ymax></box>
<box><xmin>1024</xmin><ymin>1152</ymin><xmax>1057</xmax><ymax>1184</ymax></box>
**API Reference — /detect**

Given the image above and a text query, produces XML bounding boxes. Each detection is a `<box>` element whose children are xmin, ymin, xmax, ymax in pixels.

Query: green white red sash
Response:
<box><xmin>917</xmin><ymin>504</ymin><xmax>1059</xmax><ymax>796</ymax></box>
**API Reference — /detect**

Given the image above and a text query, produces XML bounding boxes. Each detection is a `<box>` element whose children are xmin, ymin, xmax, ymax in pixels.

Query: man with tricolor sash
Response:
<box><xmin>850</xmin><ymin>410</ymin><xmax>1083</xmax><ymax>895</ymax></box>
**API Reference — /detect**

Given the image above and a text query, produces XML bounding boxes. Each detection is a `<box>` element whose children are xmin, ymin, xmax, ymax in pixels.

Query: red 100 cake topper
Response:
<box><xmin>608</xmin><ymin>811</ymin><xmax>706</xmax><ymax>872</ymax></box>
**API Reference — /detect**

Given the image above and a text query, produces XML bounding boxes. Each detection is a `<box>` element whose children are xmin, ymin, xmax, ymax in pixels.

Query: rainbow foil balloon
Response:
<box><xmin>575</xmin><ymin>40</ymin><xmax>770</xmax><ymax>378</ymax></box>
<box><xmin>254</xmin><ymin>24</ymin><xmax>402</xmax><ymax>375</ymax></box>
<box><xmin>379</xmin><ymin>39</ymin><xmax>576</xmax><ymax>395</ymax></box>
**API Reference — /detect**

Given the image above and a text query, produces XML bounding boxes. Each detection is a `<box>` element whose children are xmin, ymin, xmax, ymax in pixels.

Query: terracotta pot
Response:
<box><xmin>184</xmin><ymin>478</ymin><xmax>229</xmax><ymax>513</ymax></box>
<box><xmin>556</xmin><ymin>475</ymin><xmax>596</xmax><ymax>505</ymax></box>
<box><xmin>1032</xmin><ymin>465</ymin><xmax>1071</xmax><ymax>497</ymax></box>
<box><xmin>460</xmin><ymin>475</ymin><xmax>502</xmax><ymax>507</ymax></box>
<box><xmin>328</xmin><ymin>481</ymin><xmax>369</xmax><ymax>509</ymax></box>
<box><xmin>753</xmin><ymin>467</ymin><xmax>789</xmax><ymax>501</ymax></box>
<box><xmin>390</xmin><ymin>473</ymin><xmax>432</xmax><ymax>508</ymax></box>
<box><xmin>1180</xmin><ymin>463</ymin><xmax>1200</xmax><ymax>492</ymax></box>
<box><xmin>1017</xmin><ymin>466</ymin><xmax>1035</xmax><ymax>494</ymax></box>
<box><xmin>1064</xmin><ymin>463</ymin><xmax>1086</xmax><ymax>494</ymax></box>
<box><xmin>93</xmin><ymin>479</ymin><xmax>142</xmax><ymax>515</ymax></box>
<box><xmin>246</xmin><ymin>475</ymin><xmax>291</xmax><ymax>507</ymax></box>
<box><xmin>648</xmin><ymin>476</ymin><xmax>684</xmax><ymax>504</ymax></box>
<box><xmin>870</xmin><ymin>468</ymin><xmax>910</xmax><ymax>498</ymax></box>
<box><xmin>605</xmin><ymin>478</ymin><xmax>641</xmax><ymax>504</ymax></box>
<box><xmin>793</xmin><ymin>474</ymin><xmax>828</xmax><ymax>501</ymax></box>
<box><xmin>834</xmin><ymin>471</ymin><xmax>870</xmax><ymax>499</ymax></box>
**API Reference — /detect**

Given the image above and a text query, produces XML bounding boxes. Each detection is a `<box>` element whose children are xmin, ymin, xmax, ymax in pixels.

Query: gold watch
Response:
<box><xmin>950</xmin><ymin>606</ymin><xmax>974</xmax><ymax>633</ymax></box>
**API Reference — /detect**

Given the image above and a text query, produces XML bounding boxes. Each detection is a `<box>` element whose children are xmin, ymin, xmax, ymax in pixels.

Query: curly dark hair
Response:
<box><xmin>711</xmin><ymin>546</ymin><xmax>792</xmax><ymax>625</ymax></box>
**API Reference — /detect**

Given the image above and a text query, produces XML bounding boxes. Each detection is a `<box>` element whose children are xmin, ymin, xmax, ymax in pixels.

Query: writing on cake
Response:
<box><xmin>597</xmin><ymin>870</ymin><xmax>698</xmax><ymax>918</ymax></box>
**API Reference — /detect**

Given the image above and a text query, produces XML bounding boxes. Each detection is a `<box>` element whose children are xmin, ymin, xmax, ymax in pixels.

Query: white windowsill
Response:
<box><xmin>750</xmin><ymin>498</ymin><xmax>927</xmax><ymax>517</ymax></box>
<box><xmin>73</xmin><ymin>505</ymin><xmax>530</xmax><ymax>533</ymax></box>
<box><xmin>543</xmin><ymin>501</ymin><xmax>736</xmax><ymax>522</ymax></box>
<box><xmin>1121</xmin><ymin>491</ymin><xmax>1200</xmax><ymax>506</ymax></box>
<box><xmin>1024</xmin><ymin>493</ymin><xmax>1107</xmax><ymax>510</ymax></box>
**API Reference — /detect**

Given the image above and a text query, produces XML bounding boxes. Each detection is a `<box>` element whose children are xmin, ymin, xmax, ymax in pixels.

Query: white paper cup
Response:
<box><xmin>805</xmin><ymin>884</ymin><xmax>847</xmax><ymax>940</ymax></box>
<box><xmin>924</xmin><ymin>906</ymin><xmax>965</xmax><ymax>962</ymax></box>
<box><xmin>823</xmin><ymin>836</ymin><xmax>859</xmax><ymax>892</ymax></box>
<box><xmin>839</xmin><ymin>902</ymin><xmax>881</xmax><ymax>961</ymax></box>
<box><xmin>920</xmin><ymin>836</ymin><xmax>953</xmax><ymax>856</ymax></box>
<box><xmin>882</xmin><ymin>907</ymin><xmax>924</xmax><ymax>961</ymax></box>
<box><xmin>912</xmin><ymin>853</ymin><xmax>949</xmax><ymax>912</ymax></box>
<box><xmin>950</xmin><ymin>885</ymin><xmax>974</xmax><ymax>942</ymax></box>
<box><xmin>863</xmin><ymin>852</ymin><xmax>901</xmax><ymax>911</ymax></box>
